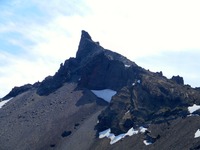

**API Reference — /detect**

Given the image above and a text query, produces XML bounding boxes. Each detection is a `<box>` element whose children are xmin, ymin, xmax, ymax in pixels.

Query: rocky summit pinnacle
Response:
<box><xmin>1</xmin><ymin>30</ymin><xmax>200</xmax><ymax>150</ymax></box>
<box><xmin>76</xmin><ymin>30</ymin><xmax>103</xmax><ymax>62</ymax></box>
<box><xmin>81</xmin><ymin>30</ymin><xmax>92</xmax><ymax>40</ymax></box>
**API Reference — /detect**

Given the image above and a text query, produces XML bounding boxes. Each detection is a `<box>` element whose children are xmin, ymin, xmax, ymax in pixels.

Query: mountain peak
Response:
<box><xmin>1</xmin><ymin>30</ymin><xmax>200</xmax><ymax>150</ymax></box>
<box><xmin>76</xmin><ymin>30</ymin><xmax>103</xmax><ymax>62</ymax></box>
<box><xmin>81</xmin><ymin>30</ymin><xmax>92</xmax><ymax>40</ymax></box>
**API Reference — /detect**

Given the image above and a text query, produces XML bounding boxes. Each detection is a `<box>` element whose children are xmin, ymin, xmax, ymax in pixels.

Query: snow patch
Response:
<box><xmin>188</xmin><ymin>104</ymin><xmax>200</xmax><ymax>113</ymax></box>
<box><xmin>143</xmin><ymin>140</ymin><xmax>152</xmax><ymax>145</ymax></box>
<box><xmin>91</xmin><ymin>89</ymin><xmax>117</xmax><ymax>102</ymax></box>
<box><xmin>132</xmin><ymin>79</ymin><xmax>141</xmax><ymax>86</ymax></box>
<box><xmin>110</xmin><ymin>134</ymin><xmax>125</xmax><ymax>144</ymax></box>
<box><xmin>195</xmin><ymin>129</ymin><xmax>200</xmax><ymax>138</ymax></box>
<box><xmin>99</xmin><ymin>129</ymin><xmax>111</xmax><ymax>138</ymax></box>
<box><xmin>125</xmin><ymin>110</ymin><xmax>130</xmax><ymax>114</ymax></box>
<box><xmin>99</xmin><ymin>126</ymin><xmax>148</xmax><ymax>145</ymax></box>
<box><xmin>107</xmin><ymin>133</ymin><xmax>115</xmax><ymax>140</ymax></box>
<box><xmin>125</xmin><ymin>64</ymin><xmax>131</xmax><ymax>68</ymax></box>
<box><xmin>0</xmin><ymin>97</ymin><xmax>13</xmax><ymax>109</ymax></box>
<box><xmin>124</xmin><ymin>127</ymin><xmax>138</xmax><ymax>136</ymax></box>
<box><xmin>139</xmin><ymin>126</ymin><xmax>148</xmax><ymax>133</ymax></box>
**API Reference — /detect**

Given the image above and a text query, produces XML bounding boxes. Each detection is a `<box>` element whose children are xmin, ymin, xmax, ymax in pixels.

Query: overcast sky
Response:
<box><xmin>1</xmin><ymin>0</ymin><xmax>200</xmax><ymax>98</ymax></box>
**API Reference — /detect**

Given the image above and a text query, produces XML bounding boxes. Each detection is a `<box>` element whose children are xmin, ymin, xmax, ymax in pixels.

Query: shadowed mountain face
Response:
<box><xmin>34</xmin><ymin>30</ymin><xmax>141</xmax><ymax>96</ymax></box>
<box><xmin>1</xmin><ymin>30</ymin><xmax>200</xmax><ymax>150</ymax></box>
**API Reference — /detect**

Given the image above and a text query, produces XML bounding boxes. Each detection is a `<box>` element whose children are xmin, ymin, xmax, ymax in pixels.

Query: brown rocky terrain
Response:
<box><xmin>0</xmin><ymin>30</ymin><xmax>200</xmax><ymax>150</ymax></box>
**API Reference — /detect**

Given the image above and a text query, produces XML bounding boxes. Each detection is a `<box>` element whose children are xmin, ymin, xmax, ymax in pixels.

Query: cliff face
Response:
<box><xmin>1</xmin><ymin>30</ymin><xmax>200</xmax><ymax>150</ymax></box>
<box><xmin>32</xmin><ymin>30</ymin><xmax>141</xmax><ymax>96</ymax></box>
<box><xmin>97</xmin><ymin>73</ymin><xmax>200</xmax><ymax>135</ymax></box>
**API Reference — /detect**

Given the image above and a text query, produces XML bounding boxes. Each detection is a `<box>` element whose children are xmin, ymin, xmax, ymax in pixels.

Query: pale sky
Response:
<box><xmin>0</xmin><ymin>0</ymin><xmax>200</xmax><ymax>98</ymax></box>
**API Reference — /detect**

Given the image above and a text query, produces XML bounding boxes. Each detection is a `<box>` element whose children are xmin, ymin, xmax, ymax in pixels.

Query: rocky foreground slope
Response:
<box><xmin>0</xmin><ymin>31</ymin><xmax>200</xmax><ymax>150</ymax></box>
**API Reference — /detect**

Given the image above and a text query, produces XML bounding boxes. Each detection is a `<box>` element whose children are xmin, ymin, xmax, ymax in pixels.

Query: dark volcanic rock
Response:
<box><xmin>36</xmin><ymin>30</ymin><xmax>140</xmax><ymax>96</ymax></box>
<box><xmin>97</xmin><ymin>73</ymin><xmax>200</xmax><ymax>135</ymax></box>
<box><xmin>36</xmin><ymin>30</ymin><xmax>104</xmax><ymax>96</ymax></box>
<box><xmin>61</xmin><ymin>131</ymin><xmax>72</xmax><ymax>137</ymax></box>
<box><xmin>78</xmin><ymin>52</ymin><xmax>143</xmax><ymax>91</ymax></box>
<box><xmin>37</xmin><ymin>58</ymin><xmax>79</xmax><ymax>95</ymax></box>
<box><xmin>3</xmin><ymin>83</ymin><xmax>39</xmax><ymax>100</ymax></box>
<box><xmin>171</xmin><ymin>75</ymin><xmax>184</xmax><ymax>85</ymax></box>
<box><xmin>76</xmin><ymin>30</ymin><xmax>103</xmax><ymax>63</ymax></box>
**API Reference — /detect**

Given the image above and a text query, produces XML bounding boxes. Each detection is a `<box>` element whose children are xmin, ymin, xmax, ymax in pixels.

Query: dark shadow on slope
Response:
<box><xmin>76</xmin><ymin>89</ymin><xmax>108</xmax><ymax>106</ymax></box>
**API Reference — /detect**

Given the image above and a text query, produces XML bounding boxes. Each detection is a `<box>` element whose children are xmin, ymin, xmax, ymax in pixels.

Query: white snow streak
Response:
<box><xmin>99</xmin><ymin>129</ymin><xmax>111</xmax><ymax>138</ymax></box>
<box><xmin>195</xmin><ymin>129</ymin><xmax>200</xmax><ymax>138</ymax></box>
<box><xmin>125</xmin><ymin>110</ymin><xmax>130</xmax><ymax>114</ymax></box>
<box><xmin>139</xmin><ymin>126</ymin><xmax>148</xmax><ymax>133</ymax></box>
<box><xmin>188</xmin><ymin>104</ymin><xmax>200</xmax><ymax>113</ymax></box>
<box><xmin>125</xmin><ymin>64</ymin><xmax>131</xmax><ymax>68</ymax></box>
<box><xmin>0</xmin><ymin>97</ymin><xmax>13</xmax><ymax>109</ymax></box>
<box><xmin>99</xmin><ymin>126</ymin><xmax>147</xmax><ymax>145</ymax></box>
<box><xmin>124</xmin><ymin>127</ymin><xmax>139</xmax><ymax>136</ymax></box>
<box><xmin>110</xmin><ymin>133</ymin><xmax>125</xmax><ymax>144</ymax></box>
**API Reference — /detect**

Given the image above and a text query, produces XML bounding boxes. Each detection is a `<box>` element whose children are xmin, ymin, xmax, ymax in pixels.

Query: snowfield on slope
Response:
<box><xmin>91</xmin><ymin>89</ymin><xmax>117</xmax><ymax>102</ymax></box>
<box><xmin>195</xmin><ymin>129</ymin><xmax>200</xmax><ymax>138</ymax></box>
<box><xmin>0</xmin><ymin>97</ymin><xmax>13</xmax><ymax>109</ymax></box>
<box><xmin>188</xmin><ymin>104</ymin><xmax>200</xmax><ymax>114</ymax></box>
<box><xmin>99</xmin><ymin>126</ymin><xmax>147</xmax><ymax>145</ymax></box>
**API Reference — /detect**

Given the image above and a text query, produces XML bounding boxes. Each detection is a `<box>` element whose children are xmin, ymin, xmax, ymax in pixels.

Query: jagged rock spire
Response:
<box><xmin>81</xmin><ymin>30</ymin><xmax>92</xmax><ymax>40</ymax></box>
<box><xmin>76</xmin><ymin>30</ymin><xmax>103</xmax><ymax>62</ymax></box>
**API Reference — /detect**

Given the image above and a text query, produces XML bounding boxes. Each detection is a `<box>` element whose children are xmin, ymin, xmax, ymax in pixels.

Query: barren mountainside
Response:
<box><xmin>0</xmin><ymin>30</ymin><xmax>200</xmax><ymax>150</ymax></box>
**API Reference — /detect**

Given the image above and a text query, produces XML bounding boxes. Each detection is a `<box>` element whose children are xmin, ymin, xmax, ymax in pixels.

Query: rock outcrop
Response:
<box><xmin>2</xmin><ymin>82</ymin><xmax>40</xmax><ymax>100</ymax></box>
<box><xmin>97</xmin><ymin>73</ymin><xmax>200</xmax><ymax>134</ymax></box>
<box><xmin>76</xmin><ymin>30</ymin><xmax>103</xmax><ymax>62</ymax></box>
<box><xmin>171</xmin><ymin>75</ymin><xmax>184</xmax><ymax>85</ymax></box>
<box><xmin>36</xmin><ymin>30</ymin><xmax>140</xmax><ymax>95</ymax></box>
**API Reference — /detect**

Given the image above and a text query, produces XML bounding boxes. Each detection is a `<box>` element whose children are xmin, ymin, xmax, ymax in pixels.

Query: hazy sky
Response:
<box><xmin>1</xmin><ymin>0</ymin><xmax>200</xmax><ymax>98</ymax></box>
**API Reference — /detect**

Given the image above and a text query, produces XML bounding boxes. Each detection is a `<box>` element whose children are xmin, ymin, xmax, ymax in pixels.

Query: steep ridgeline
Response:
<box><xmin>1</xmin><ymin>30</ymin><xmax>200</xmax><ymax>150</ymax></box>
<box><xmin>35</xmin><ymin>30</ymin><xmax>143</xmax><ymax>96</ymax></box>
<box><xmin>3</xmin><ymin>30</ymin><xmax>140</xmax><ymax>98</ymax></box>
